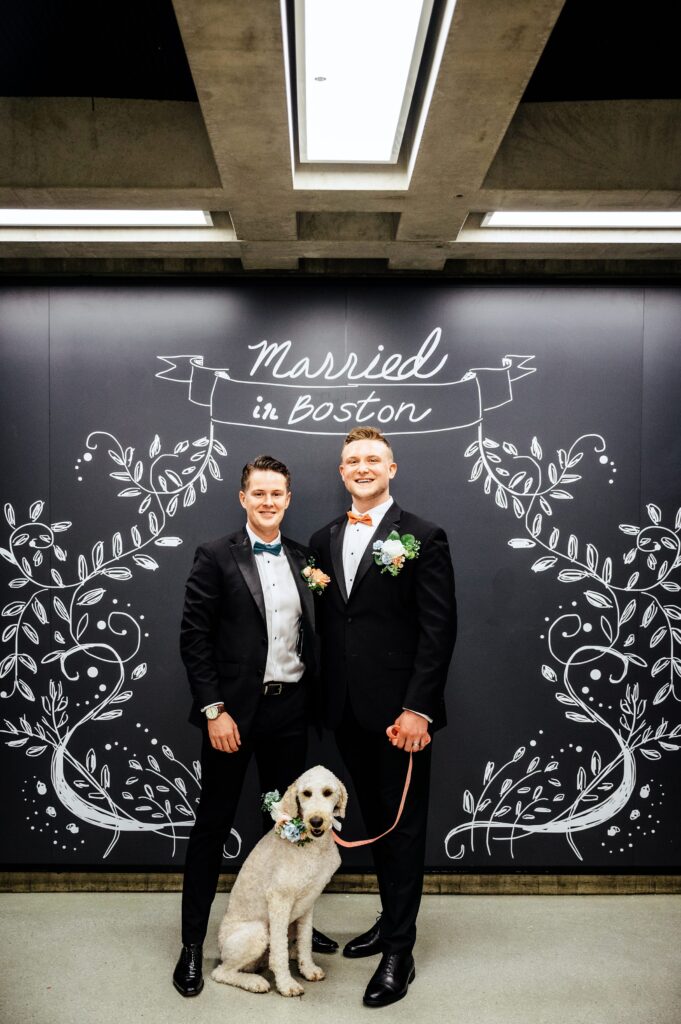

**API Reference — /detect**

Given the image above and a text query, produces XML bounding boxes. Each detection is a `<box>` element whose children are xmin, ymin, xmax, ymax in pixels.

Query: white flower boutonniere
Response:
<box><xmin>373</xmin><ymin>531</ymin><xmax>421</xmax><ymax>577</ymax></box>
<box><xmin>301</xmin><ymin>556</ymin><xmax>331</xmax><ymax>594</ymax></box>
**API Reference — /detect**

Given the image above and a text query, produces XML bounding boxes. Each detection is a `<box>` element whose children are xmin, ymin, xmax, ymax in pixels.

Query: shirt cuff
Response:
<box><xmin>200</xmin><ymin>701</ymin><xmax>223</xmax><ymax>713</ymax></box>
<box><xmin>403</xmin><ymin>707</ymin><xmax>433</xmax><ymax>724</ymax></box>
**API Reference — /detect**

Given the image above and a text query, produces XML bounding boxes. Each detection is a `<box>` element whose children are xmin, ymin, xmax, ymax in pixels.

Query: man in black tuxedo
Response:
<box><xmin>173</xmin><ymin>455</ymin><xmax>336</xmax><ymax>997</ymax></box>
<box><xmin>310</xmin><ymin>426</ymin><xmax>456</xmax><ymax>1008</ymax></box>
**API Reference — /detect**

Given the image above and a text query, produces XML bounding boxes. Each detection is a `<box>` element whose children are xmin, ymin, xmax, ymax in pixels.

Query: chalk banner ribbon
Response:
<box><xmin>156</xmin><ymin>353</ymin><xmax>535</xmax><ymax>436</ymax></box>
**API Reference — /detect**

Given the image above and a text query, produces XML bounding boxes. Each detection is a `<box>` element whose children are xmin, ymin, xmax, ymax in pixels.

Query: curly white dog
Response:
<box><xmin>211</xmin><ymin>765</ymin><xmax>347</xmax><ymax>997</ymax></box>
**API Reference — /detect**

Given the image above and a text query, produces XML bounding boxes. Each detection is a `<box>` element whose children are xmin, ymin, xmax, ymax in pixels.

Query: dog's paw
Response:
<box><xmin>300</xmin><ymin>963</ymin><xmax>325</xmax><ymax>982</ymax></box>
<box><xmin>240</xmin><ymin>975</ymin><xmax>271</xmax><ymax>994</ymax></box>
<box><xmin>211</xmin><ymin>966</ymin><xmax>270</xmax><ymax>993</ymax></box>
<box><xmin>278</xmin><ymin>978</ymin><xmax>304</xmax><ymax>997</ymax></box>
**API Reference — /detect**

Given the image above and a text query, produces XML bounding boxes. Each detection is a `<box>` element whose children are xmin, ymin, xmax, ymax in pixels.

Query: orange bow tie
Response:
<box><xmin>347</xmin><ymin>510</ymin><xmax>373</xmax><ymax>526</ymax></box>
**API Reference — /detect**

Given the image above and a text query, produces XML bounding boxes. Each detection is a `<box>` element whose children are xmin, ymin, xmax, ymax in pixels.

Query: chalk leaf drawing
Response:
<box><xmin>1</xmin><ymin>426</ymin><xmax>242</xmax><ymax>859</ymax></box>
<box><xmin>446</xmin><ymin>424</ymin><xmax>681</xmax><ymax>861</ymax></box>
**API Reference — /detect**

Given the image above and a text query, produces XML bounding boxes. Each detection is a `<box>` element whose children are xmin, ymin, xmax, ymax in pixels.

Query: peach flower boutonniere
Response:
<box><xmin>301</xmin><ymin>557</ymin><xmax>331</xmax><ymax>594</ymax></box>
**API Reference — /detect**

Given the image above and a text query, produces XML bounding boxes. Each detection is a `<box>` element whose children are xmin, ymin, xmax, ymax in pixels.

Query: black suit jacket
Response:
<box><xmin>179</xmin><ymin>528</ymin><xmax>317</xmax><ymax>735</ymax></box>
<box><xmin>310</xmin><ymin>503</ymin><xmax>456</xmax><ymax>733</ymax></box>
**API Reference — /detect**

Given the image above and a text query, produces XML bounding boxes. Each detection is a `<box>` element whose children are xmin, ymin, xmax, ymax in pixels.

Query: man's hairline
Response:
<box><xmin>340</xmin><ymin>440</ymin><xmax>395</xmax><ymax>463</ymax></box>
<box><xmin>240</xmin><ymin>469</ymin><xmax>291</xmax><ymax>494</ymax></box>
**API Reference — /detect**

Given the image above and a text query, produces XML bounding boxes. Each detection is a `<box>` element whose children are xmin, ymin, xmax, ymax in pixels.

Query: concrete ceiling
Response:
<box><xmin>0</xmin><ymin>0</ymin><xmax>680</xmax><ymax>272</ymax></box>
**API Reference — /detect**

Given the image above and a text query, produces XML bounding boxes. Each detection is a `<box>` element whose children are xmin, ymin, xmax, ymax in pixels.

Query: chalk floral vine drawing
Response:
<box><xmin>0</xmin><ymin>425</ymin><xmax>242</xmax><ymax>860</ymax></box>
<box><xmin>444</xmin><ymin>419</ymin><xmax>679</xmax><ymax>860</ymax></box>
<box><xmin>446</xmin><ymin>423</ymin><xmax>681</xmax><ymax>861</ymax></box>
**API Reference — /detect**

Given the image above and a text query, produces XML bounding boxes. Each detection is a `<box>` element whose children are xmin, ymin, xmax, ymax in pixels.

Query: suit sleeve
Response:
<box><xmin>402</xmin><ymin>526</ymin><xmax>457</xmax><ymax>720</ymax></box>
<box><xmin>179</xmin><ymin>544</ymin><xmax>223</xmax><ymax>710</ymax></box>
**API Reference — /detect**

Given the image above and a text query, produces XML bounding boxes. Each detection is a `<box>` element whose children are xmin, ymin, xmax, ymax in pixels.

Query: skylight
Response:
<box><xmin>296</xmin><ymin>0</ymin><xmax>434</xmax><ymax>164</ymax></box>
<box><xmin>482</xmin><ymin>211</ymin><xmax>681</xmax><ymax>229</ymax></box>
<box><xmin>0</xmin><ymin>210</ymin><xmax>213</xmax><ymax>227</ymax></box>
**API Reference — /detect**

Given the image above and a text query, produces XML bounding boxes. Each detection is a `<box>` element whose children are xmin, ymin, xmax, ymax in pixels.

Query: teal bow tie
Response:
<box><xmin>253</xmin><ymin>540</ymin><xmax>282</xmax><ymax>556</ymax></box>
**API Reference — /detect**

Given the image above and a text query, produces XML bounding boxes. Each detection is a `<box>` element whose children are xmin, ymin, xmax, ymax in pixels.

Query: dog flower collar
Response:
<box><xmin>261</xmin><ymin>790</ymin><xmax>313</xmax><ymax>847</ymax></box>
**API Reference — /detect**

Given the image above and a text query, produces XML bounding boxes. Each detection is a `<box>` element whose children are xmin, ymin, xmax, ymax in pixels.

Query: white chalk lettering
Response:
<box><xmin>288</xmin><ymin>391</ymin><xmax>432</xmax><ymax>427</ymax></box>
<box><xmin>248</xmin><ymin>328</ymin><xmax>448</xmax><ymax>383</ymax></box>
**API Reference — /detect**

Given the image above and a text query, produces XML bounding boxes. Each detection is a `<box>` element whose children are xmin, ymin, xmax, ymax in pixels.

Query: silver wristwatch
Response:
<box><xmin>205</xmin><ymin>703</ymin><xmax>225</xmax><ymax>721</ymax></box>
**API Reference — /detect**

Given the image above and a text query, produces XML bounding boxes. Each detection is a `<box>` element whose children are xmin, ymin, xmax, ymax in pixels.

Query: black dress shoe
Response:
<box><xmin>312</xmin><ymin>927</ymin><xmax>338</xmax><ymax>954</ymax></box>
<box><xmin>173</xmin><ymin>943</ymin><xmax>204</xmax><ymax>997</ymax></box>
<box><xmin>343</xmin><ymin>915</ymin><xmax>382</xmax><ymax>958</ymax></box>
<box><xmin>363</xmin><ymin>951</ymin><xmax>415</xmax><ymax>1008</ymax></box>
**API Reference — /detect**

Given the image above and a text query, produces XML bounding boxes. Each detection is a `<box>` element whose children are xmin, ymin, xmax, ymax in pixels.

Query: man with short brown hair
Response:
<box><xmin>173</xmin><ymin>455</ymin><xmax>336</xmax><ymax>997</ymax></box>
<box><xmin>310</xmin><ymin>426</ymin><xmax>456</xmax><ymax>1008</ymax></box>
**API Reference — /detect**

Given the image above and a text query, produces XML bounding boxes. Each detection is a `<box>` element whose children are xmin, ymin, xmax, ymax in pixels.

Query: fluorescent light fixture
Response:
<box><xmin>296</xmin><ymin>0</ymin><xmax>434</xmax><ymax>163</ymax></box>
<box><xmin>483</xmin><ymin>211</ymin><xmax>681</xmax><ymax>229</ymax></box>
<box><xmin>0</xmin><ymin>209</ymin><xmax>213</xmax><ymax>227</ymax></box>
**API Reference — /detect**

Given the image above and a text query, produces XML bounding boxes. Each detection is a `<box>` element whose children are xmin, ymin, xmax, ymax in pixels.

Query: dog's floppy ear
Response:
<box><xmin>277</xmin><ymin>780</ymin><xmax>299</xmax><ymax>819</ymax></box>
<box><xmin>335</xmin><ymin>780</ymin><xmax>348</xmax><ymax>819</ymax></box>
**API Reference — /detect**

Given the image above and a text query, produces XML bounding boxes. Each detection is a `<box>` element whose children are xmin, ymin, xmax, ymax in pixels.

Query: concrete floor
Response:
<box><xmin>2</xmin><ymin>893</ymin><xmax>680</xmax><ymax>1024</ymax></box>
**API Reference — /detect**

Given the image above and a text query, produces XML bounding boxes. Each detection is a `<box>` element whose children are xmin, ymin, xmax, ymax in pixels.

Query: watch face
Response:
<box><xmin>206</xmin><ymin>706</ymin><xmax>219</xmax><ymax>720</ymax></box>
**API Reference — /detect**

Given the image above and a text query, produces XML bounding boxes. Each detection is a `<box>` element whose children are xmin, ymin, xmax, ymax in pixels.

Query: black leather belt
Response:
<box><xmin>262</xmin><ymin>681</ymin><xmax>300</xmax><ymax>696</ymax></box>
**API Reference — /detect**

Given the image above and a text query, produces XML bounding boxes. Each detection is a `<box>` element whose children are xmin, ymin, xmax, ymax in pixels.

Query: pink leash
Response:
<box><xmin>332</xmin><ymin>752</ymin><xmax>413</xmax><ymax>849</ymax></box>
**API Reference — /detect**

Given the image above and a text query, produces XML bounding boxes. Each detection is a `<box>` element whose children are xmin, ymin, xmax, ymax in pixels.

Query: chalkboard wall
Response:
<box><xmin>1</xmin><ymin>280</ymin><xmax>680</xmax><ymax>871</ymax></box>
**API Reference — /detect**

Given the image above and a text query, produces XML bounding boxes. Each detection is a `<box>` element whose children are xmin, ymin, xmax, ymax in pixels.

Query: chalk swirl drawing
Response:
<box><xmin>0</xmin><ymin>426</ymin><xmax>242</xmax><ymax>859</ymax></box>
<box><xmin>445</xmin><ymin>424</ymin><xmax>681</xmax><ymax>860</ymax></box>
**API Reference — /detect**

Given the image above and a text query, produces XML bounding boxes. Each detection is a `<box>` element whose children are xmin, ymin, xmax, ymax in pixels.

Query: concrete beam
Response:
<box><xmin>396</xmin><ymin>205</ymin><xmax>469</xmax><ymax>243</ymax></box>
<box><xmin>0</xmin><ymin>98</ymin><xmax>221</xmax><ymax>189</ymax></box>
<box><xmin>388</xmin><ymin>253</ymin><xmax>448</xmax><ymax>271</ymax></box>
<box><xmin>398</xmin><ymin>0</ymin><xmax>566</xmax><ymax>242</ymax></box>
<box><xmin>484</xmin><ymin>100</ymin><xmax>681</xmax><ymax>191</ymax></box>
<box><xmin>240</xmin><ymin>246</ymin><xmax>299</xmax><ymax>271</ymax></box>
<box><xmin>172</xmin><ymin>0</ymin><xmax>293</xmax><ymax>199</ymax></box>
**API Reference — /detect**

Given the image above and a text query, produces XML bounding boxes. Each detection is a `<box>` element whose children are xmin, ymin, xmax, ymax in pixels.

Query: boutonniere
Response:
<box><xmin>301</xmin><ymin>556</ymin><xmax>331</xmax><ymax>594</ymax></box>
<box><xmin>261</xmin><ymin>790</ymin><xmax>313</xmax><ymax>847</ymax></box>
<box><xmin>373</xmin><ymin>531</ymin><xmax>421</xmax><ymax>577</ymax></box>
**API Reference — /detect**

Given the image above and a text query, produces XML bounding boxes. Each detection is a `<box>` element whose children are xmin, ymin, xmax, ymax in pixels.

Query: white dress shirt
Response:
<box><xmin>342</xmin><ymin>495</ymin><xmax>395</xmax><ymax>595</ymax></box>
<box><xmin>202</xmin><ymin>527</ymin><xmax>304</xmax><ymax>711</ymax></box>
<box><xmin>246</xmin><ymin>525</ymin><xmax>304</xmax><ymax>683</ymax></box>
<box><xmin>341</xmin><ymin>496</ymin><xmax>431</xmax><ymax>724</ymax></box>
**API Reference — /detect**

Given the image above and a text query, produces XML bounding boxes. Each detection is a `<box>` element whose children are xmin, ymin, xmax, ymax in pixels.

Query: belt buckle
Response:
<box><xmin>265</xmin><ymin>682</ymin><xmax>283</xmax><ymax>696</ymax></box>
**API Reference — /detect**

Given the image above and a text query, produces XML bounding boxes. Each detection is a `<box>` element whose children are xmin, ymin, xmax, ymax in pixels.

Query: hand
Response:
<box><xmin>385</xmin><ymin>710</ymin><xmax>431</xmax><ymax>753</ymax></box>
<box><xmin>207</xmin><ymin>710</ymin><xmax>241</xmax><ymax>753</ymax></box>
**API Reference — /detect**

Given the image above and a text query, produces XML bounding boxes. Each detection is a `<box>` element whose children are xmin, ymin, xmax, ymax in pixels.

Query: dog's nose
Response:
<box><xmin>309</xmin><ymin>816</ymin><xmax>323</xmax><ymax>829</ymax></box>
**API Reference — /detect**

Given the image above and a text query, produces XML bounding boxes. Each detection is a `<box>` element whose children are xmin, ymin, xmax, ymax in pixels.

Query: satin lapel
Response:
<box><xmin>330</xmin><ymin>519</ymin><xmax>348</xmax><ymax>604</ymax></box>
<box><xmin>283</xmin><ymin>543</ymin><xmax>314</xmax><ymax>629</ymax></box>
<box><xmin>350</xmin><ymin>503</ymin><xmax>403</xmax><ymax>596</ymax></box>
<box><xmin>230</xmin><ymin>532</ymin><xmax>266</xmax><ymax>623</ymax></box>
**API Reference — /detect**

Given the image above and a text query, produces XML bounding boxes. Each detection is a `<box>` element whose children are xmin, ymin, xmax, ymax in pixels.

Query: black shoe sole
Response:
<box><xmin>312</xmin><ymin>943</ymin><xmax>339</xmax><ymax>955</ymax></box>
<box><xmin>173</xmin><ymin>978</ymin><xmax>204</xmax><ymax>997</ymax></box>
<box><xmin>362</xmin><ymin>967</ymin><xmax>415</xmax><ymax>1008</ymax></box>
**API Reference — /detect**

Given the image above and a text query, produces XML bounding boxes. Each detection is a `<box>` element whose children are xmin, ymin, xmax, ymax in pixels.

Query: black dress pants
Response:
<box><xmin>181</xmin><ymin>685</ymin><xmax>307</xmax><ymax>945</ymax></box>
<box><xmin>335</xmin><ymin>697</ymin><xmax>432</xmax><ymax>954</ymax></box>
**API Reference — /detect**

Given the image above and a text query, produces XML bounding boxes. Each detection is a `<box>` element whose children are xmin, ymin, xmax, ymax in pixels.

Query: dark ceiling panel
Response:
<box><xmin>0</xmin><ymin>0</ymin><xmax>196</xmax><ymax>101</ymax></box>
<box><xmin>524</xmin><ymin>0</ymin><xmax>680</xmax><ymax>102</ymax></box>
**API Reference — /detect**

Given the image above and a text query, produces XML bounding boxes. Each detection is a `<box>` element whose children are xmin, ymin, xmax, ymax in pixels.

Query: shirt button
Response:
<box><xmin>347</xmin><ymin>616</ymin><xmax>352</xmax><ymax>623</ymax></box>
